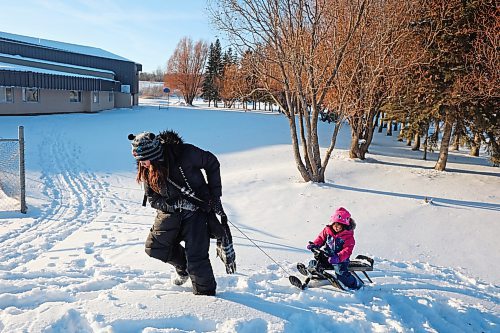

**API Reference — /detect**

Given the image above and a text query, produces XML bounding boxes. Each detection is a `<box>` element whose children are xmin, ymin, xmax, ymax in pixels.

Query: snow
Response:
<box><xmin>0</xmin><ymin>31</ymin><xmax>132</xmax><ymax>63</ymax></box>
<box><xmin>0</xmin><ymin>62</ymin><xmax>117</xmax><ymax>82</ymax></box>
<box><xmin>0</xmin><ymin>53</ymin><xmax>115</xmax><ymax>75</ymax></box>
<box><xmin>0</xmin><ymin>101</ymin><xmax>498</xmax><ymax>332</ymax></box>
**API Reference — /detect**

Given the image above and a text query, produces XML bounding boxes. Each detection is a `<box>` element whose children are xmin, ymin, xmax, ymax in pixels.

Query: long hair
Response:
<box><xmin>136</xmin><ymin>160</ymin><xmax>169</xmax><ymax>193</ymax></box>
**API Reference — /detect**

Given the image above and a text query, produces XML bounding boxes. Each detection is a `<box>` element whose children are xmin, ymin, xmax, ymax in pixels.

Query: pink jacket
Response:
<box><xmin>312</xmin><ymin>226</ymin><xmax>355</xmax><ymax>263</ymax></box>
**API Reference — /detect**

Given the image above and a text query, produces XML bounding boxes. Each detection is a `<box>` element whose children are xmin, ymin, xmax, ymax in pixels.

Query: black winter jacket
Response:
<box><xmin>144</xmin><ymin>131</ymin><xmax>222</xmax><ymax>213</ymax></box>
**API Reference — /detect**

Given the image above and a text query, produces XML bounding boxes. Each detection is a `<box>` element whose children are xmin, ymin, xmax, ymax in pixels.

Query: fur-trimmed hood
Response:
<box><xmin>347</xmin><ymin>218</ymin><xmax>357</xmax><ymax>231</ymax></box>
<box><xmin>326</xmin><ymin>218</ymin><xmax>356</xmax><ymax>231</ymax></box>
<box><xmin>158</xmin><ymin>130</ymin><xmax>184</xmax><ymax>145</ymax></box>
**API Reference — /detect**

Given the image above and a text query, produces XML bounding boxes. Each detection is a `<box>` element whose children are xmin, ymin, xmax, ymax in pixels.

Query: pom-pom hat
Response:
<box><xmin>128</xmin><ymin>132</ymin><xmax>163</xmax><ymax>161</ymax></box>
<box><xmin>330</xmin><ymin>207</ymin><xmax>351</xmax><ymax>225</ymax></box>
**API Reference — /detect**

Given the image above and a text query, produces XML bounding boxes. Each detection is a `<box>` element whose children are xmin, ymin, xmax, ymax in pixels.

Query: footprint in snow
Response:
<box><xmin>84</xmin><ymin>242</ymin><xmax>94</xmax><ymax>254</ymax></box>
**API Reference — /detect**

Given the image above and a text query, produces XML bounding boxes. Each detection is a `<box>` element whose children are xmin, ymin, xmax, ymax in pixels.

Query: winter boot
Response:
<box><xmin>351</xmin><ymin>275</ymin><xmax>364</xmax><ymax>290</ymax></box>
<box><xmin>297</xmin><ymin>263</ymin><xmax>308</xmax><ymax>276</ymax></box>
<box><xmin>173</xmin><ymin>271</ymin><xmax>189</xmax><ymax>286</ymax></box>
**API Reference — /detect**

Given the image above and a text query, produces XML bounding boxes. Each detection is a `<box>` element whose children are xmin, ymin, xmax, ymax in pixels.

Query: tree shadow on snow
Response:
<box><xmin>366</xmin><ymin>157</ymin><xmax>500</xmax><ymax>178</ymax></box>
<box><xmin>323</xmin><ymin>183</ymin><xmax>500</xmax><ymax>212</ymax></box>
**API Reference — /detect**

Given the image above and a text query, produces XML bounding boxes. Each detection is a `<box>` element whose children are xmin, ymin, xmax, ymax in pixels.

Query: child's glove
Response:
<box><xmin>328</xmin><ymin>254</ymin><xmax>340</xmax><ymax>264</ymax></box>
<box><xmin>307</xmin><ymin>242</ymin><xmax>319</xmax><ymax>250</ymax></box>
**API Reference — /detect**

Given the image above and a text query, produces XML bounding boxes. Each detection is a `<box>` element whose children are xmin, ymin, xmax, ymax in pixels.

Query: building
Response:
<box><xmin>0</xmin><ymin>31</ymin><xmax>142</xmax><ymax>115</ymax></box>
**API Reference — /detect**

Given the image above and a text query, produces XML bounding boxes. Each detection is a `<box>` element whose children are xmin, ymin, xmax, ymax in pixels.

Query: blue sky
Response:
<box><xmin>0</xmin><ymin>0</ymin><xmax>220</xmax><ymax>72</ymax></box>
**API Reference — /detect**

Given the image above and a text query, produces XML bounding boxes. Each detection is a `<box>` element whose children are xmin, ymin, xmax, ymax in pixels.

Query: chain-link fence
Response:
<box><xmin>0</xmin><ymin>126</ymin><xmax>26</xmax><ymax>213</ymax></box>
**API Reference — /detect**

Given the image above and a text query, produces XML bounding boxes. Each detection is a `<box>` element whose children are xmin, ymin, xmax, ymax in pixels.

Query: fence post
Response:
<box><xmin>19</xmin><ymin>126</ymin><xmax>26</xmax><ymax>214</ymax></box>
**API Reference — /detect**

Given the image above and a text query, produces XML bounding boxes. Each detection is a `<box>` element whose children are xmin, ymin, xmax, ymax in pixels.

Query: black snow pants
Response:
<box><xmin>145</xmin><ymin>209</ymin><xmax>217</xmax><ymax>295</ymax></box>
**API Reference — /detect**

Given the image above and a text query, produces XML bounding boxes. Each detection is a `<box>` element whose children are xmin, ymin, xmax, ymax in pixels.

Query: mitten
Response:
<box><xmin>307</xmin><ymin>242</ymin><xmax>319</xmax><ymax>250</ymax></box>
<box><xmin>328</xmin><ymin>254</ymin><xmax>340</xmax><ymax>264</ymax></box>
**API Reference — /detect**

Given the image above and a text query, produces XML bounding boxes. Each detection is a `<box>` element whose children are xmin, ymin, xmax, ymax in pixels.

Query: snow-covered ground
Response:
<box><xmin>0</xmin><ymin>102</ymin><xmax>498</xmax><ymax>332</ymax></box>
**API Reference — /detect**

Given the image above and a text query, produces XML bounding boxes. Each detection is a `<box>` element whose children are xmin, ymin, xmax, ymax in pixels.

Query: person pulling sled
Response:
<box><xmin>128</xmin><ymin>130</ymin><xmax>236</xmax><ymax>296</ymax></box>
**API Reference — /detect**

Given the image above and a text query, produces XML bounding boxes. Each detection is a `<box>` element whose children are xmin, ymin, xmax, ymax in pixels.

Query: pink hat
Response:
<box><xmin>330</xmin><ymin>207</ymin><xmax>351</xmax><ymax>225</ymax></box>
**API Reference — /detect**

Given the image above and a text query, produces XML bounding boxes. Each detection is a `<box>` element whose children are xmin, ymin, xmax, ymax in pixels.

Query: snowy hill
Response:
<box><xmin>0</xmin><ymin>104</ymin><xmax>498</xmax><ymax>332</ymax></box>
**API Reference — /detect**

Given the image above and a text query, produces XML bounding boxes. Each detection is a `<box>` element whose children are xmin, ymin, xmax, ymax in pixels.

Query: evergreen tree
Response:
<box><xmin>201</xmin><ymin>39</ymin><xmax>223</xmax><ymax>107</ymax></box>
<box><xmin>201</xmin><ymin>43</ymin><xmax>215</xmax><ymax>106</ymax></box>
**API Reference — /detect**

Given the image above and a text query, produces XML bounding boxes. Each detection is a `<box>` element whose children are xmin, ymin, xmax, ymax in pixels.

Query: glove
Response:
<box><xmin>307</xmin><ymin>242</ymin><xmax>319</xmax><ymax>250</ymax></box>
<box><xmin>220</xmin><ymin>213</ymin><xmax>228</xmax><ymax>225</ymax></box>
<box><xmin>328</xmin><ymin>254</ymin><xmax>340</xmax><ymax>264</ymax></box>
<box><xmin>210</xmin><ymin>196</ymin><xmax>225</xmax><ymax>216</ymax></box>
<box><xmin>216</xmin><ymin>236</ymin><xmax>236</xmax><ymax>274</ymax></box>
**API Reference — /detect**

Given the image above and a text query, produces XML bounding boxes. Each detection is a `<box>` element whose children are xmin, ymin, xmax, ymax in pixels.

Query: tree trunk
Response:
<box><xmin>411</xmin><ymin>133</ymin><xmax>420</xmax><ymax>151</ymax></box>
<box><xmin>470</xmin><ymin>132</ymin><xmax>481</xmax><ymax>157</ymax></box>
<box><xmin>486</xmin><ymin>131</ymin><xmax>500</xmax><ymax>166</ymax></box>
<box><xmin>422</xmin><ymin>126</ymin><xmax>429</xmax><ymax>160</ymax></box>
<box><xmin>349</xmin><ymin>132</ymin><xmax>360</xmax><ymax>159</ymax></box>
<box><xmin>435</xmin><ymin>113</ymin><xmax>454</xmax><ymax>171</ymax></box>
<box><xmin>374</xmin><ymin>111</ymin><xmax>381</xmax><ymax>128</ymax></box>
<box><xmin>349</xmin><ymin>109</ymin><xmax>377</xmax><ymax>160</ymax></box>
<box><xmin>386</xmin><ymin>120</ymin><xmax>393</xmax><ymax>136</ymax></box>
<box><xmin>288</xmin><ymin>114</ymin><xmax>312</xmax><ymax>182</ymax></box>
<box><xmin>378</xmin><ymin>115</ymin><xmax>384</xmax><ymax>133</ymax></box>
<box><xmin>398</xmin><ymin>125</ymin><xmax>405</xmax><ymax>142</ymax></box>
<box><xmin>358</xmin><ymin>124</ymin><xmax>376</xmax><ymax>160</ymax></box>
<box><xmin>450</xmin><ymin>122</ymin><xmax>460</xmax><ymax>151</ymax></box>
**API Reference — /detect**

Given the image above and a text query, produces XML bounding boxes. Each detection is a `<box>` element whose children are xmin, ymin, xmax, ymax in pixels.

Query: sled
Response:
<box><xmin>289</xmin><ymin>247</ymin><xmax>374</xmax><ymax>291</ymax></box>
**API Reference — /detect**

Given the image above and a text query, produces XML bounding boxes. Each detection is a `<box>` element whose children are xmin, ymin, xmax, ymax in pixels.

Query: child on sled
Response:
<box><xmin>306</xmin><ymin>207</ymin><xmax>362</xmax><ymax>290</ymax></box>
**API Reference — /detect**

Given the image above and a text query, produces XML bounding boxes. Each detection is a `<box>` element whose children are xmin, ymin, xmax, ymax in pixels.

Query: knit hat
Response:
<box><xmin>128</xmin><ymin>132</ymin><xmax>163</xmax><ymax>161</ymax></box>
<box><xmin>330</xmin><ymin>207</ymin><xmax>351</xmax><ymax>225</ymax></box>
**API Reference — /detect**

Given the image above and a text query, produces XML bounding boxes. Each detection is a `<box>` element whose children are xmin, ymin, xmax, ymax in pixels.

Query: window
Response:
<box><xmin>23</xmin><ymin>88</ymin><xmax>39</xmax><ymax>102</ymax></box>
<box><xmin>120</xmin><ymin>85</ymin><xmax>130</xmax><ymax>93</ymax></box>
<box><xmin>0</xmin><ymin>87</ymin><xmax>14</xmax><ymax>103</ymax></box>
<box><xmin>69</xmin><ymin>90</ymin><xmax>82</xmax><ymax>103</ymax></box>
<box><xmin>108</xmin><ymin>92</ymin><xmax>114</xmax><ymax>103</ymax></box>
<box><xmin>93</xmin><ymin>91</ymin><xmax>99</xmax><ymax>103</ymax></box>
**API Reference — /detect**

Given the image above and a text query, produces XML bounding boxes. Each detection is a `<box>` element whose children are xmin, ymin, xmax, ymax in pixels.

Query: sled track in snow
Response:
<box><xmin>0</xmin><ymin>133</ymin><xmax>104</xmax><ymax>270</ymax></box>
<box><xmin>222</xmin><ymin>261</ymin><xmax>499</xmax><ymax>332</ymax></box>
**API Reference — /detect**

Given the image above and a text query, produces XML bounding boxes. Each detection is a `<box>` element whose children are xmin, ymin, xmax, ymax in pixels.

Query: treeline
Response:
<box><xmin>139</xmin><ymin>67</ymin><xmax>165</xmax><ymax>82</ymax></box>
<box><xmin>164</xmin><ymin>0</ymin><xmax>498</xmax><ymax>180</ymax></box>
<box><xmin>201</xmin><ymin>40</ymin><xmax>276</xmax><ymax>111</ymax></box>
<box><xmin>163</xmin><ymin>38</ymin><xmax>275</xmax><ymax>111</ymax></box>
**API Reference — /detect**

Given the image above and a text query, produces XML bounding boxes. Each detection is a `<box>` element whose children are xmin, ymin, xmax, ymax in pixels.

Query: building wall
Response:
<box><xmin>0</xmin><ymin>39</ymin><xmax>141</xmax><ymax>94</ymax></box>
<box><xmin>0</xmin><ymin>87</ymin><xmax>118</xmax><ymax>115</ymax></box>
<box><xmin>114</xmin><ymin>92</ymin><xmax>132</xmax><ymax>109</ymax></box>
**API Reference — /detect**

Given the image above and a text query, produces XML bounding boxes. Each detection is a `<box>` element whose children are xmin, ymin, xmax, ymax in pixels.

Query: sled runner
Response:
<box><xmin>289</xmin><ymin>247</ymin><xmax>374</xmax><ymax>291</ymax></box>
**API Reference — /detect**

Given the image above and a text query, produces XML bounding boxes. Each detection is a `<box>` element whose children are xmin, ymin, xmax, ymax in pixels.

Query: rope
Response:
<box><xmin>225</xmin><ymin>217</ymin><xmax>292</xmax><ymax>276</ymax></box>
<box><xmin>167</xmin><ymin>174</ymin><xmax>292</xmax><ymax>276</ymax></box>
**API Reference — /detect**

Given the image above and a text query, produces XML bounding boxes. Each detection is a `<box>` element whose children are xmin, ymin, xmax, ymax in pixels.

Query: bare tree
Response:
<box><xmin>219</xmin><ymin>63</ymin><xmax>241</xmax><ymax>108</ymax></box>
<box><xmin>165</xmin><ymin>37</ymin><xmax>208</xmax><ymax>105</ymax></box>
<box><xmin>332</xmin><ymin>0</ymin><xmax>416</xmax><ymax>160</ymax></box>
<box><xmin>210</xmin><ymin>0</ymin><xmax>367</xmax><ymax>182</ymax></box>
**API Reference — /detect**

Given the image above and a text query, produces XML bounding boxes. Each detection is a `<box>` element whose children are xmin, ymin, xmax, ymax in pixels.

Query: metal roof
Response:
<box><xmin>0</xmin><ymin>53</ymin><xmax>115</xmax><ymax>75</ymax></box>
<box><xmin>0</xmin><ymin>62</ymin><xmax>117</xmax><ymax>81</ymax></box>
<box><xmin>0</xmin><ymin>31</ymin><xmax>132</xmax><ymax>62</ymax></box>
